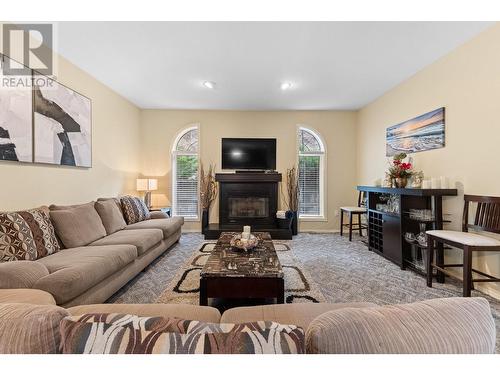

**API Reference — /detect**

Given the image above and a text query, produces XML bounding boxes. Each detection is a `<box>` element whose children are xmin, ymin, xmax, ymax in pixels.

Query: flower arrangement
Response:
<box><xmin>387</xmin><ymin>153</ymin><xmax>414</xmax><ymax>188</ymax></box>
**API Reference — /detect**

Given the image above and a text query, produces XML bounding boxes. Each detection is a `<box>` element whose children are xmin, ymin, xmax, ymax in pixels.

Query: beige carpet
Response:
<box><xmin>155</xmin><ymin>241</ymin><xmax>326</xmax><ymax>305</ymax></box>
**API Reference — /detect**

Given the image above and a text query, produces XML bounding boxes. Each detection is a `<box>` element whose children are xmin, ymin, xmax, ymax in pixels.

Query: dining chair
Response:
<box><xmin>426</xmin><ymin>195</ymin><xmax>500</xmax><ymax>297</ymax></box>
<box><xmin>340</xmin><ymin>191</ymin><xmax>368</xmax><ymax>241</ymax></box>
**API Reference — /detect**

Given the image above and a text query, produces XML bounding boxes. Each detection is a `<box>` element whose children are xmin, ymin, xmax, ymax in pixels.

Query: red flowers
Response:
<box><xmin>388</xmin><ymin>153</ymin><xmax>413</xmax><ymax>179</ymax></box>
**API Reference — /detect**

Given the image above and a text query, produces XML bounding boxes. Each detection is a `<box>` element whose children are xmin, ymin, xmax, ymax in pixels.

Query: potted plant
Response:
<box><xmin>200</xmin><ymin>163</ymin><xmax>217</xmax><ymax>234</ymax></box>
<box><xmin>281</xmin><ymin>166</ymin><xmax>300</xmax><ymax>235</ymax></box>
<box><xmin>388</xmin><ymin>153</ymin><xmax>414</xmax><ymax>188</ymax></box>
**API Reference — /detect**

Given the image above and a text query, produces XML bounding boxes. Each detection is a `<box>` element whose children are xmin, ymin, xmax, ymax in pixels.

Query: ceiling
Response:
<box><xmin>54</xmin><ymin>22</ymin><xmax>493</xmax><ymax>110</ymax></box>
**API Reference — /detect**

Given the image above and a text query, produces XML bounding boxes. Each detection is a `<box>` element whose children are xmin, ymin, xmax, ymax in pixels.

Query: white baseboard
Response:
<box><xmin>181</xmin><ymin>229</ymin><xmax>202</xmax><ymax>233</ymax></box>
<box><xmin>299</xmin><ymin>229</ymin><xmax>340</xmax><ymax>234</ymax></box>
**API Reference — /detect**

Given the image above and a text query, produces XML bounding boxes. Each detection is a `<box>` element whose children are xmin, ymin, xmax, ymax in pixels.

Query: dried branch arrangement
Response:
<box><xmin>200</xmin><ymin>163</ymin><xmax>218</xmax><ymax>210</ymax></box>
<box><xmin>281</xmin><ymin>166</ymin><xmax>299</xmax><ymax>212</ymax></box>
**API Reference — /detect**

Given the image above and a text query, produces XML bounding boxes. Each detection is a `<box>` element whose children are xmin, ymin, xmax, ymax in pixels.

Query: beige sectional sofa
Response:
<box><xmin>0</xmin><ymin>199</ymin><xmax>184</xmax><ymax>307</ymax></box>
<box><xmin>0</xmin><ymin>289</ymin><xmax>496</xmax><ymax>354</ymax></box>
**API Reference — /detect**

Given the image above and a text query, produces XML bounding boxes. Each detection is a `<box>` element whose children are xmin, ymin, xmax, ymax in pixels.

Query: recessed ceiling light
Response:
<box><xmin>203</xmin><ymin>81</ymin><xmax>216</xmax><ymax>89</ymax></box>
<box><xmin>280</xmin><ymin>82</ymin><xmax>293</xmax><ymax>91</ymax></box>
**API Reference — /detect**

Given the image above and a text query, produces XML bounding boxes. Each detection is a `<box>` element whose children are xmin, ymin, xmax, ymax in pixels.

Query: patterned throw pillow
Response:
<box><xmin>120</xmin><ymin>196</ymin><xmax>151</xmax><ymax>224</ymax></box>
<box><xmin>0</xmin><ymin>208</ymin><xmax>60</xmax><ymax>262</ymax></box>
<box><xmin>60</xmin><ymin>314</ymin><xmax>305</xmax><ymax>354</ymax></box>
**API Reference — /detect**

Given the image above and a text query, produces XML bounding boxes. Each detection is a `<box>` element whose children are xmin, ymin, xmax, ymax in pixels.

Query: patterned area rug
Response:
<box><xmin>155</xmin><ymin>241</ymin><xmax>326</xmax><ymax>305</ymax></box>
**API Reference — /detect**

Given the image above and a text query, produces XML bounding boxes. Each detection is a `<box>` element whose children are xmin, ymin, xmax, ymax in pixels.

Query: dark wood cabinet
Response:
<box><xmin>382</xmin><ymin>214</ymin><xmax>402</xmax><ymax>267</ymax></box>
<box><xmin>358</xmin><ymin>186</ymin><xmax>457</xmax><ymax>272</ymax></box>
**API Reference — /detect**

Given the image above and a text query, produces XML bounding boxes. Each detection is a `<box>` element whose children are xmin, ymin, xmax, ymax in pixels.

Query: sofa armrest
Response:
<box><xmin>306</xmin><ymin>297</ymin><xmax>496</xmax><ymax>354</ymax></box>
<box><xmin>0</xmin><ymin>261</ymin><xmax>50</xmax><ymax>289</ymax></box>
<box><xmin>0</xmin><ymin>288</ymin><xmax>56</xmax><ymax>305</ymax></box>
<box><xmin>149</xmin><ymin>211</ymin><xmax>169</xmax><ymax>219</ymax></box>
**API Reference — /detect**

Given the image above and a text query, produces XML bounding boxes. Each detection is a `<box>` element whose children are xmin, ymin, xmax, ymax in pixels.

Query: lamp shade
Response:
<box><xmin>136</xmin><ymin>178</ymin><xmax>158</xmax><ymax>191</ymax></box>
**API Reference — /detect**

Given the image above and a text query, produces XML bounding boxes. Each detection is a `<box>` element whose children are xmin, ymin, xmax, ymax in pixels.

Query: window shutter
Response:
<box><xmin>175</xmin><ymin>155</ymin><xmax>199</xmax><ymax>218</ymax></box>
<box><xmin>299</xmin><ymin>155</ymin><xmax>321</xmax><ymax>216</ymax></box>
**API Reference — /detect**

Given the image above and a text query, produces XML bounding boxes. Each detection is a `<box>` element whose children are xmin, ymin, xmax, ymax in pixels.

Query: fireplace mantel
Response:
<box><xmin>215</xmin><ymin>173</ymin><xmax>282</xmax><ymax>183</ymax></box>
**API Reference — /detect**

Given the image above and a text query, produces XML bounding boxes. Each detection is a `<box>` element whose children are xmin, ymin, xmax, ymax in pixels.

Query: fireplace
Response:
<box><xmin>216</xmin><ymin>173</ymin><xmax>281</xmax><ymax>227</ymax></box>
<box><xmin>228</xmin><ymin>197</ymin><xmax>269</xmax><ymax>219</ymax></box>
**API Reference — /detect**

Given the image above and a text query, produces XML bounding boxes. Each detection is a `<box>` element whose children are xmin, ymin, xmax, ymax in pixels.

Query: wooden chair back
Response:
<box><xmin>463</xmin><ymin>195</ymin><xmax>500</xmax><ymax>234</ymax></box>
<box><xmin>357</xmin><ymin>191</ymin><xmax>367</xmax><ymax>208</ymax></box>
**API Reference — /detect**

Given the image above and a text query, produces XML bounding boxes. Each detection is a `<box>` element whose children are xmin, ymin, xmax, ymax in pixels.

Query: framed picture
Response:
<box><xmin>386</xmin><ymin>107</ymin><xmax>445</xmax><ymax>156</ymax></box>
<box><xmin>0</xmin><ymin>55</ymin><xmax>33</xmax><ymax>163</ymax></box>
<box><xmin>33</xmin><ymin>73</ymin><xmax>92</xmax><ymax>167</ymax></box>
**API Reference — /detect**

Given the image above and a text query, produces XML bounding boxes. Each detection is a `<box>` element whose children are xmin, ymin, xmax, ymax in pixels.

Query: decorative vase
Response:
<box><xmin>291</xmin><ymin>211</ymin><xmax>298</xmax><ymax>235</ymax></box>
<box><xmin>201</xmin><ymin>209</ymin><xmax>209</xmax><ymax>235</ymax></box>
<box><xmin>393</xmin><ymin>177</ymin><xmax>408</xmax><ymax>188</ymax></box>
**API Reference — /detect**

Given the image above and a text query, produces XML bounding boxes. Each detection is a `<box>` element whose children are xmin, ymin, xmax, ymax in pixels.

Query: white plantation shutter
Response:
<box><xmin>298</xmin><ymin>127</ymin><xmax>325</xmax><ymax>218</ymax></box>
<box><xmin>299</xmin><ymin>155</ymin><xmax>321</xmax><ymax>216</ymax></box>
<box><xmin>173</xmin><ymin>126</ymin><xmax>199</xmax><ymax>219</ymax></box>
<box><xmin>175</xmin><ymin>155</ymin><xmax>199</xmax><ymax>218</ymax></box>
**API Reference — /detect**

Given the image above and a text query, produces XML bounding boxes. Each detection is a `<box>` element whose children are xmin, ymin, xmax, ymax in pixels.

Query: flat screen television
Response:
<box><xmin>222</xmin><ymin>138</ymin><xmax>276</xmax><ymax>170</ymax></box>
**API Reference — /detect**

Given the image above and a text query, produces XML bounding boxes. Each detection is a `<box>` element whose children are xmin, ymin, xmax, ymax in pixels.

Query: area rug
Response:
<box><xmin>155</xmin><ymin>241</ymin><xmax>326</xmax><ymax>305</ymax></box>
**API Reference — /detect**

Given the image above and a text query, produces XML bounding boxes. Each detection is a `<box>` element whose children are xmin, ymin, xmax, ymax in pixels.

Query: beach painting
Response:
<box><xmin>386</xmin><ymin>107</ymin><xmax>445</xmax><ymax>156</ymax></box>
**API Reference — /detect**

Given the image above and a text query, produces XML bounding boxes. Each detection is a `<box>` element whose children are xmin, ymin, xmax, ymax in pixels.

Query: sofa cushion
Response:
<box><xmin>95</xmin><ymin>200</ymin><xmax>127</xmax><ymax>234</ymax></box>
<box><xmin>67</xmin><ymin>303</ymin><xmax>221</xmax><ymax>323</ymax></box>
<box><xmin>0</xmin><ymin>260</ymin><xmax>49</xmax><ymax>289</ymax></box>
<box><xmin>0</xmin><ymin>303</ymin><xmax>69</xmax><ymax>354</ymax></box>
<box><xmin>120</xmin><ymin>196</ymin><xmax>151</xmax><ymax>224</ymax></box>
<box><xmin>125</xmin><ymin>217</ymin><xmax>184</xmax><ymax>239</ymax></box>
<box><xmin>0</xmin><ymin>208</ymin><xmax>60</xmax><ymax>261</ymax></box>
<box><xmin>90</xmin><ymin>228</ymin><xmax>163</xmax><ymax>255</ymax></box>
<box><xmin>60</xmin><ymin>315</ymin><xmax>304</xmax><ymax>354</ymax></box>
<box><xmin>34</xmin><ymin>245</ymin><xmax>137</xmax><ymax>305</ymax></box>
<box><xmin>221</xmin><ymin>302</ymin><xmax>377</xmax><ymax>330</ymax></box>
<box><xmin>0</xmin><ymin>288</ymin><xmax>56</xmax><ymax>305</ymax></box>
<box><xmin>49</xmin><ymin>202</ymin><xmax>107</xmax><ymax>248</ymax></box>
<box><xmin>305</xmin><ymin>297</ymin><xmax>496</xmax><ymax>354</ymax></box>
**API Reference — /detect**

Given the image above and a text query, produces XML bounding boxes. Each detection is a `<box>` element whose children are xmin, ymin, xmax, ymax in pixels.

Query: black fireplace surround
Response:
<box><xmin>203</xmin><ymin>173</ymin><xmax>292</xmax><ymax>240</ymax></box>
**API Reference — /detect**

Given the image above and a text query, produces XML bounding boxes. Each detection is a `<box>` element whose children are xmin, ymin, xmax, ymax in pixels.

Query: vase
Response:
<box><xmin>393</xmin><ymin>177</ymin><xmax>408</xmax><ymax>188</ymax></box>
<box><xmin>201</xmin><ymin>209</ymin><xmax>209</xmax><ymax>235</ymax></box>
<box><xmin>291</xmin><ymin>211</ymin><xmax>298</xmax><ymax>235</ymax></box>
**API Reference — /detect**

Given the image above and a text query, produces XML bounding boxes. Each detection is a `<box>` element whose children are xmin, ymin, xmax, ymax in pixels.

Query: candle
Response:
<box><xmin>431</xmin><ymin>178</ymin><xmax>441</xmax><ymax>189</ymax></box>
<box><xmin>241</xmin><ymin>232</ymin><xmax>250</xmax><ymax>240</ymax></box>
<box><xmin>440</xmin><ymin>176</ymin><xmax>449</xmax><ymax>189</ymax></box>
<box><xmin>243</xmin><ymin>225</ymin><xmax>251</xmax><ymax>233</ymax></box>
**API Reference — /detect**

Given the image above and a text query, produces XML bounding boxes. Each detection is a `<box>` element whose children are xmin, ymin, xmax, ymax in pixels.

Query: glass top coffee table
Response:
<box><xmin>199</xmin><ymin>232</ymin><xmax>285</xmax><ymax>306</ymax></box>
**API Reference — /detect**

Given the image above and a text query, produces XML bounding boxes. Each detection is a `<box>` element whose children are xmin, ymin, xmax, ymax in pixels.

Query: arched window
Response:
<box><xmin>172</xmin><ymin>126</ymin><xmax>199</xmax><ymax>219</ymax></box>
<box><xmin>297</xmin><ymin>127</ymin><xmax>326</xmax><ymax>218</ymax></box>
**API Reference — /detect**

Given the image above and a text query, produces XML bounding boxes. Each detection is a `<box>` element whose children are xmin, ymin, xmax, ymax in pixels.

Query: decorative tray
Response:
<box><xmin>230</xmin><ymin>234</ymin><xmax>259</xmax><ymax>251</ymax></box>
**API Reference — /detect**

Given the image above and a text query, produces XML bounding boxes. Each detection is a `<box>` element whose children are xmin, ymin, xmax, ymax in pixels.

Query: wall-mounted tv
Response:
<box><xmin>222</xmin><ymin>138</ymin><xmax>276</xmax><ymax>170</ymax></box>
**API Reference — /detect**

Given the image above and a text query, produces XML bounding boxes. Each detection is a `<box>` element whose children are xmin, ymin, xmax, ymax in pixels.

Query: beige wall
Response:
<box><xmin>140</xmin><ymin>110</ymin><xmax>358</xmax><ymax>232</ymax></box>
<box><xmin>0</xmin><ymin>51</ymin><xmax>141</xmax><ymax>210</ymax></box>
<box><xmin>357</xmin><ymin>23</ymin><xmax>500</xmax><ymax>298</ymax></box>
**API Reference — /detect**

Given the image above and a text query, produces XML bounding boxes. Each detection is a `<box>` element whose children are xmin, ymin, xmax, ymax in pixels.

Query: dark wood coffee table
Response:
<box><xmin>199</xmin><ymin>232</ymin><xmax>285</xmax><ymax>306</ymax></box>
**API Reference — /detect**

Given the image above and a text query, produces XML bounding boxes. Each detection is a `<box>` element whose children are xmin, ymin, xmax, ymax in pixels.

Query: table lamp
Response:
<box><xmin>136</xmin><ymin>178</ymin><xmax>158</xmax><ymax>209</ymax></box>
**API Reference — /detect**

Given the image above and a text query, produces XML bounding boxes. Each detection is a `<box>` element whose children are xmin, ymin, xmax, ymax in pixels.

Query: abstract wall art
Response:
<box><xmin>33</xmin><ymin>74</ymin><xmax>92</xmax><ymax>167</ymax></box>
<box><xmin>386</xmin><ymin>107</ymin><xmax>445</xmax><ymax>156</ymax></box>
<box><xmin>0</xmin><ymin>55</ymin><xmax>33</xmax><ymax>162</ymax></box>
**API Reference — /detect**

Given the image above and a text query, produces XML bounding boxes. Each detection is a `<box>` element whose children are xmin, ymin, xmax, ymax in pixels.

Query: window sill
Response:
<box><xmin>299</xmin><ymin>216</ymin><xmax>328</xmax><ymax>222</ymax></box>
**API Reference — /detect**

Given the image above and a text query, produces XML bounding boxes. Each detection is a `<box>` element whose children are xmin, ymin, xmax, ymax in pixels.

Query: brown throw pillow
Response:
<box><xmin>0</xmin><ymin>208</ymin><xmax>60</xmax><ymax>262</ymax></box>
<box><xmin>49</xmin><ymin>202</ymin><xmax>106</xmax><ymax>248</ymax></box>
<box><xmin>60</xmin><ymin>314</ymin><xmax>305</xmax><ymax>354</ymax></box>
<box><xmin>0</xmin><ymin>303</ymin><xmax>69</xmax><ymax>354</ymax></box>
<box><xmin>94</xmin><ymin>200</ymin><xmax>127</xmax><ymax>234</ymax></box>
<box><xmin>120</xmin><ymin>196</ymin><xmax>151</xmax><ymax>224</ymax></box>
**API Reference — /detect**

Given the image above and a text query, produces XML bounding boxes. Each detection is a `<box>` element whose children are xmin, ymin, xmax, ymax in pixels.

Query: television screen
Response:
<box><xmin>222</xmin><ymin>138</ymin><xmax>276</xmax><ymax>170</ymax></box>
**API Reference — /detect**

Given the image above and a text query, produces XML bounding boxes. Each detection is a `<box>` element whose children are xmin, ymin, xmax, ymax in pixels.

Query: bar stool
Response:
<box><xmin>340</xmin><ymin>191</ymin><xmax>367</xmax><ymax>241</ymax></box>
<box><xmin>426</xmin><ymin>195</ymin><xmax>500</xmax><ymax>297</ymax></box>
